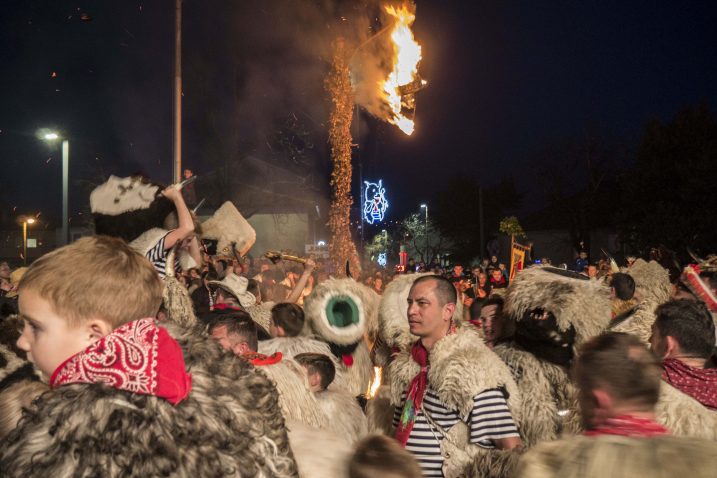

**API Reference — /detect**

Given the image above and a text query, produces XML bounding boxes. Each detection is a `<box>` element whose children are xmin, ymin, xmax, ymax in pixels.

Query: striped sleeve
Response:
<box><xmin>469</xmin><ymin>388</ymin><xmax>519</xmax><ymax>448</ymax></box>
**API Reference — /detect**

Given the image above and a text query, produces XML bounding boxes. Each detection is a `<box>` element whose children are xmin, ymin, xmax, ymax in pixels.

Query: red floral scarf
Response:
<box><xmin>584</xmin><ymin>414</ymin><xmax>669</xmax><ymax>437</ymax></box>
<box><xmin>51</xmin><ymin>318</ymin><xmax>192</xmax><ymax>405</ymax></box>
<box><xmin>662</xmin><ymin>358</ymin><xmax>717</xmax><ymax>409</ymax></box>
<box><xmin>242</xmin><ymin>351</ymin><xmax>283</xmax><ymax>366</ymax></box>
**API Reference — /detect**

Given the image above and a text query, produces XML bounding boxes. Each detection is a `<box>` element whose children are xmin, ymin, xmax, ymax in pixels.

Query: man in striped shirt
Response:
<box><xmin>391</xmin><ymin>275</ymin><xmax>522</xmax><ymax>477</ymax></box>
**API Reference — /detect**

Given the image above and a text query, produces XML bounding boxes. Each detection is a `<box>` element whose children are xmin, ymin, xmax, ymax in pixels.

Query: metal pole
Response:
<box><xmin>173</xmin><ymin>0</ymin><xmax>182</xmax><ymax>183</ymax></box>
<box><xmin>479</xmin><ymin>185</ymin><xmax>484</xmax><ymax>260</ymax></box>
<box><xmin>22</xmin><ymin>222</ymin><xmax>27</xmax><ymax>266</ymax></box>
<box><xmin>62</xmin><ymin>140</ymin><xmax>69</xmax><ymax>245</ymax></box>
<box><xmin>424</xmin><ymin>206</ymin><xmax>428</xmax><ymax>264</ymax></box>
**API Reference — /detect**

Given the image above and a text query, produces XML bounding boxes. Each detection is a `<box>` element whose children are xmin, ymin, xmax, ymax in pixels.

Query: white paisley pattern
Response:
<box><xmin>51</xmin><ymin>318</ymin><xmax>159</xmax><ymax>395</ymax></box>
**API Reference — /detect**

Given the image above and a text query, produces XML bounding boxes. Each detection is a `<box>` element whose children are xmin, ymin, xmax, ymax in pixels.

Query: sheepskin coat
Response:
<box><xmin>315</xmin><ymin>388</ymin><xmax>368</xmax><ymax>444</ymax></box>
<box><xmin>493</xmin><ymin>342</ymin><xmax>582</xmax><ymax>447</ymax></box>
<box><xmin>285</xmin><ymin>420</ymin><xmax>353</xmax><ymax>478</ymax></box>
<box><xmin>515</xmin><ymin>434</ymin><xmax>717</xmax><ymax>478</ymax></box>
<box><xmin>388</xmin><ymin>326</ymin><xmax>522</xmax><ymax>478</ymax></box>
<box><xmin>655</xmin><ymin>381</ymin><xmax>717</xmax><ymax>440</ymax></box>
<box><xmin>0</xmin><ymin>322</ymin><xmax>298</xmax><ymax>478</ymax></box>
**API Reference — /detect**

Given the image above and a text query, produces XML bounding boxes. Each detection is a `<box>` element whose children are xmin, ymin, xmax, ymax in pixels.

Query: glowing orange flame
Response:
<box><xmin>366</xmin><ymin>366</ymin><xmax>383</xmax><ymax>399</ymax></box>
<box><xmin>381</xmin><ymin>4</ymin><xmax>423</xmax><ymax>135</ymax></box>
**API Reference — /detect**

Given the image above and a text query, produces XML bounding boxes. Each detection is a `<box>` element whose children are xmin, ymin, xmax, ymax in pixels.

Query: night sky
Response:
<box><xmin>1</xmin><ymin>1</ymin><xmax>716</xmax><ymax>226</ymax></box>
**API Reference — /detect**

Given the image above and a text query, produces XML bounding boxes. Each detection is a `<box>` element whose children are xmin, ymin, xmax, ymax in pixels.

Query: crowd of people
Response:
<box><xmin>0</xmin><ymin>177</ymin><xmax>716</xmax><ymax>477</ymax></box>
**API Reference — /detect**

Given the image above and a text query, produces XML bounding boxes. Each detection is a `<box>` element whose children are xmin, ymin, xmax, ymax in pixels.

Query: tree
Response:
<box><xmin>618</xmin><ymin>104</ymin><xmax>717</xmax><ymax>258</ymax></box>
<box><xmin>397</xmin><ymin>213</ymin><xmax>451</xmax><ymax>265</ymax></box>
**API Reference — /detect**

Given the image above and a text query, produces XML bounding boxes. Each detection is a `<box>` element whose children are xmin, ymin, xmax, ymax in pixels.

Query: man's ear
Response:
<box><xmin>664</xmin><ymin>335</ymin><xmax>681</xmax><ymax>358</ymax></box>
<box><xmin>276</xmin><ymin>326</ymin><xmax>286</xmax><ymax>338</ymax></box>
<box><xmin>86</xmin><ymin>319</ymin><xmax>114</xmax><ymax>342</ymax></box>
<box><xmin>235</xmin><ymin>342</ymin><xmax>252</xmax><ymax>355</ymax></box>
<box><xmin>443</xmin><ymin>302</ymin><xmax>456</xmax><ymax>321</ymax></box>
<box><xmin>590</xmin><ymin>388</ymin><xmax>614</xmax><ymax>425</ymax></box>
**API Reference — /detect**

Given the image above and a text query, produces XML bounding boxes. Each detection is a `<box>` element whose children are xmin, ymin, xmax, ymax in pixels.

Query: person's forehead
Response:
<box><xmin>481</xmin><ymin>304</ymin><xmax>498</xmax><ymax>315</ymax></box>
<box><xmin>409</xmin><ymin>281</ymin><xmax>437</xmax><ymax>299</ymax></box>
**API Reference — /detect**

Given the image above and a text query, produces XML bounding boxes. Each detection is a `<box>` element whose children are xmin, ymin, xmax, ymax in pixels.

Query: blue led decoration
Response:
<box><xmin>377</xmin><ymin>252</ymin><xmax>387</xmax><ymax>267</ymax></box>
<box><xmin>363</xmin><ymin>180</ymin><xmax>389</xmax><ymax>224</ymax></box>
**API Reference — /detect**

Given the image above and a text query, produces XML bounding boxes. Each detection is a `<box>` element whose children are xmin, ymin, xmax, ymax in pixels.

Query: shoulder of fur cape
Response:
<box><xmin>257</xmin><ymin>357</ymin><xmax>328</xmax><ymax>430</ymax></box>
<box><xmin>285</xmin><ymin>420</ymin><xmax>353</xmax><ymax>478</ymax></box>
<box><xmin>656</xmin><ymin>380</ymin><xmax>717</xmax><ymax>440</ymax></box>
<box><xmin>389</xmin><ymin>327</ymin><xmax>521</xmax><ymax>419</ymax></box>
<box><xmin>516</xmin><ymin>434</ymin><xmax>717</xmax><ymax>478</ymax></box>
<box><xmin>315</xmin><ymin>389</ymin><xmax>368</xmax><ymax>444</ymax></box>
<box><xmin>378</xmin><ymin>274</ymin><xmax>464</xmax><ymax>351</ymax></box>
<box><xmin>627</xmin><ymin>259</ymin><xmax>672</xmax><ymax>305</ymax></box>
<box><xmin>609</xmin><ymin>299</ymin><xmax>659</xmax><ymax>345</ymax></box>
<box><xmin>492</xmin><ymin>342</ymin><xmax>582</xmax><ymax>446</ymax></box>
<box><xmin>505</xmin><ymin>266</ymin><xmax>612</xmax><ymax>345</ymax></box>
<box><xmin>0</xmin><ymin>322</ymin><xmax>299</xmax><ymax>478</ymax></box>
<box><xmin>128</xmin><ymin>227</ymin><xmax>168</xmax><ymax>257</ymax></box>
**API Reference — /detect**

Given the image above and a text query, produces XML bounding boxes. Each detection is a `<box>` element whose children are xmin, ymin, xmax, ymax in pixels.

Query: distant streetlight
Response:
<box><xmin>420</xmin><ymin>204</ymin><xmax>428</xmax><ymax>263</ymax></box>
<box><xmin>41</xmin><ymin>131</ymin><xmax>69</xmax><ymax>245</ymax></box>
<box><xmin>21</xmin><ymin>216</ymin><xmax>36</xmax><ymax>265</ymax></box>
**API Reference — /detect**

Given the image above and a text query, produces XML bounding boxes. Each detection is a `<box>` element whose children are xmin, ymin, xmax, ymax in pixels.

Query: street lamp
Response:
<box><xmin>420</xmin><ymin>204</ymin><xmax>428</xmax><ymax>264</ymax></box>
<box><xmin>42</xmin><ymin>132</ymin><xmax>69</xmax><ymax>246</ymax></box>
<box><xmin>21</xmin><ymin>217</ymin><xmax>36</xmax><ymax>265</ymax></box>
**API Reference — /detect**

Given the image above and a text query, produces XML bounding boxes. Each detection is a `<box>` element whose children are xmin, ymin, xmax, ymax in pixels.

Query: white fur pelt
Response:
<box><xmin>286</xmin><ymin>420</ymin><xmax>352</xmax><ymax>478</ymax></box>
<box><xmin>655</xmin><ymin>381</ymin><xmax>717</xmax><ymax>440</ymax></box>
<box><xmin>516</xmin><ymin>434</ymin><xmax>717</xmax><ymax>478</ymax></box>
<box><xmin>505</xmin><ymin>266</ymin><xmax>612</xmax><ymax>345</ymax></box>
<box><xmin>493</xmin><ymin>343</ymin><xmax>581</xmax><ymax>448</ymax></box>
<box><xmin>315</xmin><ymin>388</ymin><xmax>368</xmax><ymax>444</ymax></box>
<box><xmin>366</xmin><ymin>384</ymin><xmax>394</xmax><ymax>435</ymax></box>
<box><xmin>378</xmin><ymin>273</ymin><xmax>463</xmax><ymax>352</ymax></box>
<box><xmin>389</xmin><ymin>326</ymin><xmax>522</xmax><ymax>477</ymax></box>
<box><xmin>258</xmin><ymin>358</ymin><xmax>328</xmax><ymax>430</ymax></box>
<box><xmin>627</xmin><ymin>259</ymin><xmax>672</xmax><ymax>304</ymax></box>
<box><xmin>259</xmin><ymin>336</ymin><xmax>351</xmax><ymax>393</ymax></box>
<box><xmin>0</xmin><ymin>322</ymin><xmax>298</xmax><ymax>477</ymax></box>
<box><xmin>162</xmin><ymin>248</ymin><xmax>198</xmax><ymax>328</ymax></box>
<box><xmin>609</xmin><ymin>298</ymin><xmax>660</xmax><ymax>345</ymax></box>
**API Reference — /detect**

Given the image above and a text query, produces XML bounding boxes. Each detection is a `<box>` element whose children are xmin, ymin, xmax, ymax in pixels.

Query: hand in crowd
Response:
<box><xmin>161</xmin><ymin>185</ymin><xmax>182</xmax><ymax>201</ymax></box>
<box><xmin>303</xmin><ymin>257</ymin><xmax>316</xmax><ymax>274</ymax></box>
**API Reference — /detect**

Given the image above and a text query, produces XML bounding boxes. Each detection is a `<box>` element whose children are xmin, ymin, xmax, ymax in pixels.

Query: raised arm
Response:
<box><xmin>161</xmin><ymin>185</ymin><xmax>194</xmax><ymax>250</ymax></box>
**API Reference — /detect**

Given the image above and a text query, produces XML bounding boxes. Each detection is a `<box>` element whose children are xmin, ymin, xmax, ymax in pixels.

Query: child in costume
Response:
<box><xmin>0</xmin><ymin>236</ymin><xmax>297</xmax><ymax>477</ymax></box>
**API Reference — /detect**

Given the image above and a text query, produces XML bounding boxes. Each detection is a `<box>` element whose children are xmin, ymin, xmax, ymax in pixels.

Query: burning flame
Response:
<box><xmin>366</xmin><ymin>366</ymin><xmax>383</xmax><ymax>399</ymax></box>
<box><xmin>381</xmin><ymin>4</ymin><xmax>423</xmax><ymax>135</ymax></box>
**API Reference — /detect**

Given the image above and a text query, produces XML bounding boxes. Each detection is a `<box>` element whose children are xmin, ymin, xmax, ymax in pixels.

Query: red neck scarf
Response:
<box><xmin>395</xmin><ymin>340</ymin><xmax>429</xmax><ymax>447</ymax></box>
<box><xmin>50</xmin><ymin>318</ymin><xmax>192</xmax><ymax>405</ymax></box>
<box><xmin>584</xmin><ymin>414</ymin><xmax>669</xmax><ymax>438</ymax></box>
<box><xmin>242</xmin><ymin>351</ymin><xmax>283</xmax><ymax>366</ymax></box>
<box><xmin>662</xmin><ymin>358</ymin><xmax>717</xmax><ymax>409</ymax></box>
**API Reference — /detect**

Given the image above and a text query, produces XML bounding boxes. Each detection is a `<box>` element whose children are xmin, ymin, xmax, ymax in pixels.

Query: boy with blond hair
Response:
<box><xmin>0</xmin><ymin>236</ymin><xmax>298</xmax><ymax>477</ymax></box>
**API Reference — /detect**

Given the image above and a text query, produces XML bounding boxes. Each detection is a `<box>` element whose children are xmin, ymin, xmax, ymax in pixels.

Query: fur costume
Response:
<box><xmin>497</xmin><ymin>266</ymin><xmax>612</xmax><ymax>450</ymax></box>
<box><xmin>365</xmin><ymin>384</ymin><xmax>394</xmax><ymax>435</ymax></box>
<box><xmin>256</xmin><ymin>357</ymin><xmax>328</xmax><ymax>430</ymax></box>
<box><xmin>388</xmin><ymin>325</ymin><xmax>522</xmax><ymax>478</ymax></box>
<box><xmin>162</xmin><ymin>248</ymin><xmax>198</xmax><ymax>328</ymax></box>
<box><xmin>626</xmin><ymin>259</ymin><xmax>672</xmax><ymax>304</ymax></box>
<box><xmin>609</xmin><ymin>298</ymin><xmax>661</xmax><ymax>345</ymax></box>
<box><xmin>0</xmin><ymin>322</ymin><xmax>298</xmax><ymax>477</ymax></box>
<box><xmin>285</xmin><ymin>420</ymin><xmax>352</xmax><ymax>478</ymax></box>
<box><xmin>201</xmin><ymin>201</ymin><xmax>256</xmax><ymax>258</ymax></box>
<box><xmin>302</xmin><ymin>278</ymin><xmax>379</xmax><ymax>397</ymax></box>
<box><xmin>516</xmin><ymin>434</ymin><xmax>717</xmax><ymax>478</ymax></box>
<box><xmin>258</xmin><ymin>336</ymin><xmax>351</xmax><ymax>393</ymax></box>
<box><xmin>315</xmin><ymin>388</ymin><xmax>368</xmax><ymax>444</ymax></box>
<box><xmin>655</xmin><ymin>381</ymin><xmax>717</xmax><ymax>441</ymax></box>
<box><xmin>246</xmin><ymin>301</ymin><xmax>276</xmax><ymax>339</ymax></box>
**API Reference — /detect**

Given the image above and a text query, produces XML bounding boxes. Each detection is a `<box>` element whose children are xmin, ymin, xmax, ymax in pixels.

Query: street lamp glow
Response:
<box><xmin>44</xmin><ymin>133</ymin><xmax>59</xmax><ymax>140</ymax></box>
<box><xmin>26</xmin><ymin>218</ymin><xmax>36</xmax><ymax>224</ymax></box>
<box><xmin>420</xmin><ymin>204</ymin><xmax>426</xmax><ymax>208</ymax></box>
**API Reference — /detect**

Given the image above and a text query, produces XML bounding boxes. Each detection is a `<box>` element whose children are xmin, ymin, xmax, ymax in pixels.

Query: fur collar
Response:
<box><xmin>388</xmin><ymin>326</ymin><xmax>520</xmax><ymax>418</ymax></box>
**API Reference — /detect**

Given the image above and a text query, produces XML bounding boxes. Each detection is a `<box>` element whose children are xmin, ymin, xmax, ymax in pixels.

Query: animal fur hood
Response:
<box><xmin>388</xmin><ymin>326</ymin><xmax>521</xmax><ymax>420</ymax></box>
<box><xmin>0</xmin><ymin>322</ymin><xmax>298</xmax><ymax>478</ymax></box>
<box><xmin>626</xmin><ymin>259</ymin><xmax>672</xmax><ymax>305</ymax></box>
<box><xmin>655</xmin><ymin>380</ymin><xmax>717</xmax><ymax>441</ymax></box>
<box><xmin>505</xmin><ymin>266</ymin><xmax>612</xmax><ymax>346</ymax></box>
<box><xmin>378</xmin><ymin>273</ymin><xmax>464</xmax><ymax>352</ymax></box>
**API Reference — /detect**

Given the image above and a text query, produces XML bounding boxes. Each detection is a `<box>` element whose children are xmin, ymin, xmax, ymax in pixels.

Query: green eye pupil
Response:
<box><xmin>326</xmin><ymin>296</ymin><xmax>359</xmax><ymax>328</ymax></box>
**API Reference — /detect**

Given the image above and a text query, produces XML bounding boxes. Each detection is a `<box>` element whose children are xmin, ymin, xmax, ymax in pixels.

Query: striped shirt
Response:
<box><xmin>392</xmin><ymin>387</ymin><xmax>519</xmax><ymax>477</ymax></box>
<box><xmin>145</xmin><ymin>232</ymin><xmax>181</xmax><ymax>280</ymax></box>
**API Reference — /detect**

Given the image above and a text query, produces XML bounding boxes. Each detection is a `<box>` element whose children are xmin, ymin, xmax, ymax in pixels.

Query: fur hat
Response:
<box><xmin>91</xmin><ymin>176</ymin><xmax>174</xmax><ymax>243</ymax></box>
<box><xmin>504</xmin><ymin>266</ymin><xmax>611</xmax><ymax>346</ymax></box>
<box><xmin>200</xmin><ymin>202</ymin><xmax>256</xmax><ymax>258</ymax></box>
<box><xmin>207</xmin><ymin>273</ymin><xmax>256</xmax><ymax>309</ymax></box>
<box><xmin>4</xmin><ymin>268</ymin><xmax>27</xmax><ymax>299</ymax></box>
<box><xmin>378</xmin><ymin>273</ymin><xmax>464</xmax><ymax>351</ymax></box>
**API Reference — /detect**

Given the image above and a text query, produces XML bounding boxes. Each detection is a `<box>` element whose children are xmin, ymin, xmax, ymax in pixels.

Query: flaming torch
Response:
<box><xmin>366</xmin><ymin>366</ymin><xmax>383</xmax><ymax>399</ymax></box>
<box><xmin>380</xmin><ymin>3</ymin><xmax>427</xmax><ymax>136</ymax></box>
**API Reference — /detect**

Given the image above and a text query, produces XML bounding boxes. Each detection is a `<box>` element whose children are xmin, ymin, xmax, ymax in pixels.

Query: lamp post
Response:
<box><xmin>21</xmin><ymin>217</ymin><xmax>36</xmax><ymax>265</ymax></box>
<box><xmin>43</xmin><ymin>132</ymin><xmax>69</xmax><ymax>246</ymax></box>
<box><xmin>420</xmin><ymin>204</ymin><xmax>428</xmax><ymax>264</ymax></box>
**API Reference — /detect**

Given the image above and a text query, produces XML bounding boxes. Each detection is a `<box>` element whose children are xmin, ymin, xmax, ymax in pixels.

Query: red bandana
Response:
<box><xmin>662</xmin><ymin>358</ymin><xmax>717</xmax><ymax>410</ymax></box>
<box><xmin>395</xmin><ymin>339</ymin><xmax>429</xmax><ymax>447</ymax></box>
<box><xmin>584</xmin><ymin>414</ymin><xmax>669</xmax><ymax>438</ymax></box>
<box><xmin>243</xmin><ymin>351</ymin><xmax>283</xmax><ymax>366</ymax></box>
<box><xmin>50</xmin><ymin>318</ymin><xmax>192</xmax><ymax>405</ymax></box>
